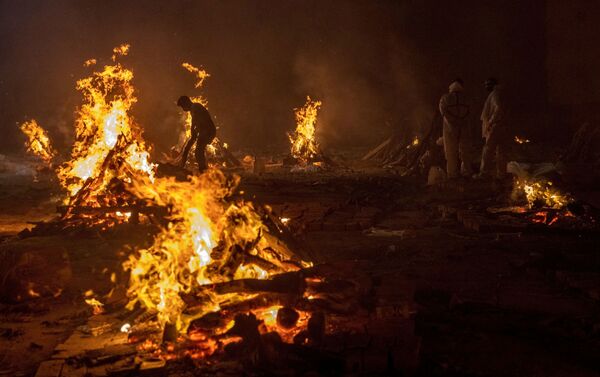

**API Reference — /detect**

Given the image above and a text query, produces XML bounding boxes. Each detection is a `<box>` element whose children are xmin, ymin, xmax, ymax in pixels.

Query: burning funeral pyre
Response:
<box><xmin>121</xmin><ymin>169</ymin><xmax>310</xmax><ymax>331</ymax></box>
<box><xmin>57</xmin><ymin>44</ymin><xmax>155</xmax><ymax>204</ymax></box>
<box><xmin>18</xmin><ymin>45</ymin><xmax>375</xmax><ymax>372</ymax></box>
<box><xmin>20</xmin><ymin>44</ymin><xmax>160</xmax><ymax>228</ymax></box>
<box><xmin>285</xmin><ymin>96</ymin><xmax>340</xmax><ymax>172</ymax></box>
<box><xmin>288</xmin><ymin>96</ymin><xmax>322</xmax><ymax>164</ymax></box>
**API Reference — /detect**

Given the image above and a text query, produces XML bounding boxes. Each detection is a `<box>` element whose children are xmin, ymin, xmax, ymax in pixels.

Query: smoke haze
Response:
<box><xmin>0</xmin><ymin>0</ymin><xmax>545</xmax><ymax>156</ymax></box>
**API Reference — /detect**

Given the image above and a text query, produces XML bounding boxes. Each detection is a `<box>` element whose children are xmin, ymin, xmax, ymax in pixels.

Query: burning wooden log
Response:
<box><xmin>57</xmin><ymin>204</ymin><xmax>169</xmax><ymax>219</ymax></box>
<box><xmin>196</xmin><ymin>271</ymin><xmax>307</xmax><ymax>297</ymax></box>
<box><xmin>182</xmin><ymin>265</ymin><xmax>371</xmax><ymax>331</ymax></box>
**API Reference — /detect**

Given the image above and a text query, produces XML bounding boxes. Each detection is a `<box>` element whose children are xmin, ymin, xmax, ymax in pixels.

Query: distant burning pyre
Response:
<box><xmin>288</xmin><ymin>96</ymin><xmax>322</xmax><ymax>164</ymax></box>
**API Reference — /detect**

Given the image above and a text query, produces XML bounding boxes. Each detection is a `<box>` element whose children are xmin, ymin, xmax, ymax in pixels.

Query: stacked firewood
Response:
<box><xmin>362</xmin><ymin>114</ymin><xmax>444</xmax><ymax>175</ymax></box>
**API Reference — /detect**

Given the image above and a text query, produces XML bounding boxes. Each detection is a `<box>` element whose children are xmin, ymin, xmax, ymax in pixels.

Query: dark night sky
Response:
<box><xmin>0</xmin><ymin>0</ymin><xmax>546</xmax><ymax>156</ymax></box>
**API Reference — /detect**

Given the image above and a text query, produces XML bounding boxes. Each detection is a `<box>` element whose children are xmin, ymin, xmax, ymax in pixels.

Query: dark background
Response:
<box><xmin>1</xmin><ymin>0</ymin><xmax>596</xmax><ymax>157</ymax></box>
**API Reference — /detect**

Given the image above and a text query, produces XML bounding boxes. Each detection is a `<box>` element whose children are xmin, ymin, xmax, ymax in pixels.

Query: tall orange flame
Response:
<box><xmin>56</xmin><ymin>45</ymin><xmax>155</xmax><ymax>202</ymax></box>
<box><xmin>19</xmin><ymin>119</ymin><xmax>56</xmax><ymax>165</ymax></box>
<box><xmin>182</xmin><ymin>62</ymin><xmax>210</xmax><ymax>88</ymax></box>
<box><xmin>288</xmin><ymin>96</ymin><xmax>322</xmax><ymax>163</ymax></box>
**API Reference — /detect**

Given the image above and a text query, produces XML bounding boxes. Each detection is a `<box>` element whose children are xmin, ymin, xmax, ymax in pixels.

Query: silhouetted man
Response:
<box><xmin>177</xmin><ymin>96</ymin><xmax>216</xmax><ymax>172</ymax></box>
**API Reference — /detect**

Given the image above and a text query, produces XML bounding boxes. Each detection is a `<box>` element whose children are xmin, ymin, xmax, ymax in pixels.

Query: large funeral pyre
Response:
<box><xmin>58</xmin><ymin>44</ymin><xmax>155</xmax><ymax>210</ymax></box>
<box><xmin>122</xmin><ymin>169</ymin><xmax>310</xmax><ymax>333</ymax></box>
<box><xmin>20</xmin><ymin>45</ymin><xmax>160</xmax><ymax>229</ymax></box>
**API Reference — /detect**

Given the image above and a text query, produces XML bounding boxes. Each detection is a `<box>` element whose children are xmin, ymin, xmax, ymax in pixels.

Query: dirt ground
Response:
<box><xmin>0</xmin><ymin>158</ymin><xmax>599</xmax><ymax>376</ymax></box>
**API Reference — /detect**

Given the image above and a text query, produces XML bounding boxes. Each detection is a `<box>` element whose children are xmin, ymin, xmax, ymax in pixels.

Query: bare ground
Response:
<box><xmin>0</xmin><ymin>164</ymin><xmax>598</xmax><ymax>376</ymax></box>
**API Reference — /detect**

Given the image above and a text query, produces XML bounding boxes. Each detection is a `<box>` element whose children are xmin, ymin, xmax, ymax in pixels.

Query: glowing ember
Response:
<box><xmin>280</xmin><ymin>217</ymin><xmax>290</xmax><ymax>225</ymax></box>
<box><xmin>406</xmin><ymin>136</ymin><xmax>420</xmax><ymax>150</ymax></box>
<box><xmin>514</xmin><ymin>136</ymin><xmax>530</xmax><ymax>144</ymax></box>
<box><xmin>531</xmin><ymin>210</ymin><xmax>563</xmax><ymax>226</ymax></box>
<box><xmin>27</xmin><ymin>283</ymin><xmax>41</xmax><ymax>298</ymax></box>
<box><xmin>516</xmin><ymin>179</ymin><xmax>572</xmax><ymax>209</ymax></box>
<box><xmin>257</xmin><ymin>306</ymin><xmax>279</xmax><ymax>327</ymax></box>
<box><xmin>254</xmin><ymin>306</ymin><xmax>311</xmax><ymax>343</ymax></box>
<box><xmin>19</xmin><ymin>119</ymin><xmax>57</xmax><ymax>165</ymax></box>
<box><xmin>120</xmin><ymin>323</ymin><xmax>132</xmax><ymax>333</ymax></box>
<box><xmin>85</xmin><ymin>298</ymin><xmax>105</xmax><ymax>315</ymax></box>
<box><xmin>288</xmin><ymin>96</ymin><xmax>322</xmax><ymax>163</ymax></box>
<box><xmin>115</xmin><ymin>211</ymin><xmax>132</xmax><ymax>220</ymax></box>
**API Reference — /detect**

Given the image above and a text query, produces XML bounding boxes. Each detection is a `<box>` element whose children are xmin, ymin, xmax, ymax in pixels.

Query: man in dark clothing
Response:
<box><xmin>177</xmin><ymin>95</ymin><xmax>217</xmax><ymax>172</ymax></box>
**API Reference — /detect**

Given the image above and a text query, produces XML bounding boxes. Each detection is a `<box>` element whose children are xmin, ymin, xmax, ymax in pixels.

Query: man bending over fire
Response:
<box><xmin>176</xmin><ymin>95</ymin><xmax>217</xmax><ymax>172</ymax></box>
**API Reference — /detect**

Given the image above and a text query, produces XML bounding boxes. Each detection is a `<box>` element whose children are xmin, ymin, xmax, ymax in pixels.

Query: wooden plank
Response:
<box><xmin>362</xmin><ymin>138</ymin><xmax>391</xmax><ymax>160</ymax></box>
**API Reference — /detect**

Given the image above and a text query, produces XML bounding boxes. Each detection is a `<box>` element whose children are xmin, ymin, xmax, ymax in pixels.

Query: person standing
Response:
<box><xmin>477</xmin><ymin>78</ymin><xmax>507</xmax><ymax>179</ymax></box>
<box><xmin>439</xmin><ymin>78</ymin><xmax>470</xmax><ymax>179</ymax></box>
<box><xmin>176</xmin><ymin>96</ymin><xmax>217</xmax><ymax>172</ymax></box>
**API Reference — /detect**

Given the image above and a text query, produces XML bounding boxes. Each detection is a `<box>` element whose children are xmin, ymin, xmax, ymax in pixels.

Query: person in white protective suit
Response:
<box><xmin>477</xmin><ymin>78</ymin><xmax>508</xmax><ymax>179</ymax></box>
<box><xmin>439</xmin><ymin>78</ymin><xmax>471</xmax><ymax>179</ymax></box>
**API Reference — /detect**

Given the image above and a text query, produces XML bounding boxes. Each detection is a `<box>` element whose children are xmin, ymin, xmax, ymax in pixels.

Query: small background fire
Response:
<box><xmin>287</xmin><ymin>97</ymin><xmax>322</xmax><ymax>164</ymax></box>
